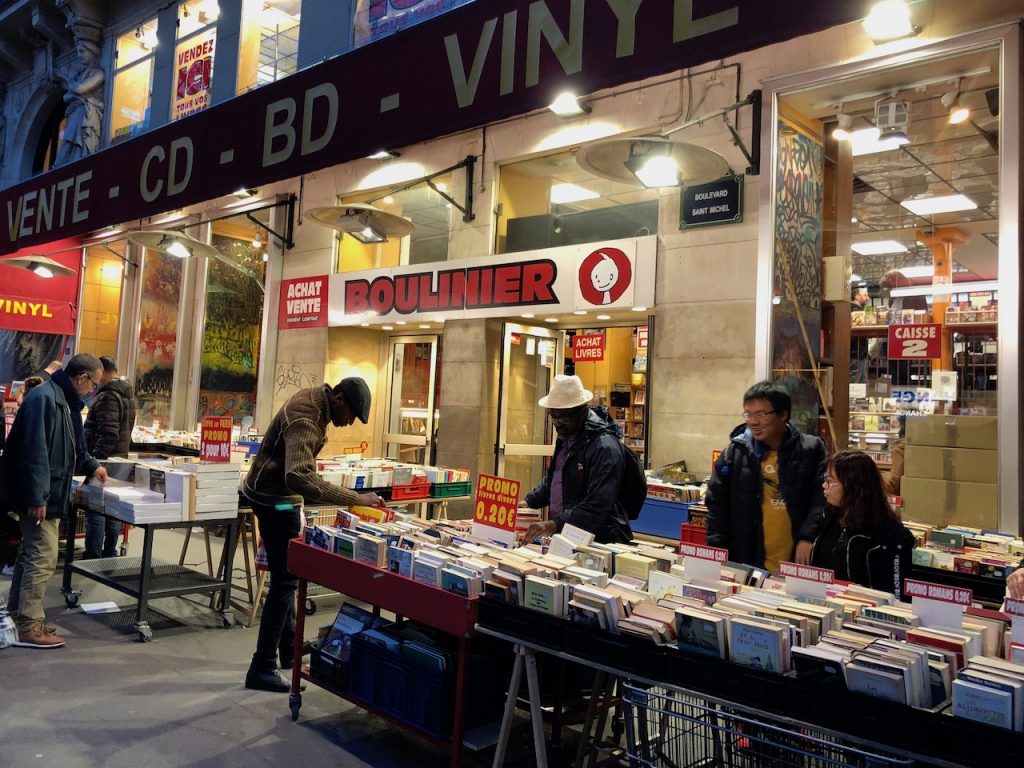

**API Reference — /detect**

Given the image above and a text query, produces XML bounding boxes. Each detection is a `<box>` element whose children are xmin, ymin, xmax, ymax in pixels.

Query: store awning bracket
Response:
<box><xmin>245</xmin><ymin>194</ymin><xmax>296</xmax><ymax>250</ymax></box>
<box><xmin>367</xmin><ymin>155</ymin><xmax>477</xmax><ymax>223</ymax></box>
<box><xmin>663</xmin><ymin>90</ymin><xmax>762</xmax><ymax>176</ymax></box>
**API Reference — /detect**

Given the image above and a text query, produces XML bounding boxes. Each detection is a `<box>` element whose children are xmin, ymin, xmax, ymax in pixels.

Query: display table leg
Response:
<box><xmin>450</xmin><ymin>636</ymin><xmax>469</xmax><ymax>768</ymax></box>
<box><xmin>289</xmin><ymin>578</ymin><xmax>307</xmax><ymax>721</ymax></box>
<box><xmin>60</xmin><ymin>507</ymin><xmax>78</xmax><ymax>604</ymax></box>
<box><xmin>524</xmin><ymin>648</ymin><xmax>549</xmax><ymax>768</ymax></box>
<box><xmin>573</xmin><ymin>669</ymin><xmax>607</xmax><ymax>768</ymax></box>
<box><xmin>491</xmin><ymin>646</ymin><xmax>526</xmax><ymax>768</ymax></box>
<box><xmin>134</xmin><ymin>525</ymin><xmax>155</xmax><ymax>642</ymax></box>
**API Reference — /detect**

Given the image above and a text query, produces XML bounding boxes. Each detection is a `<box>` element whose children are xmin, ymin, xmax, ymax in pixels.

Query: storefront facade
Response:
<box><xmin>0</xmin><ymin>1</ymin><xmax>1020</xmax><ymax>530</ymax></box>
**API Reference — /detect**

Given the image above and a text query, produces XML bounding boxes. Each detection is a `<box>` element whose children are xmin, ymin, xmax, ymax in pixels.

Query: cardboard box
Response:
<box><xmin>901</xmin><ymin>476</ymin><xmax>997</xmax><ymax>530</ymax></box>
<box><xmin>904</xmin><ymin>415</ymin><xmax>997</xmax><ymax>450</ymax></box>
<box><xmin>903</xmin><ymin>445</ymin><xmax>997</xmax><ymax>484</ymax></box>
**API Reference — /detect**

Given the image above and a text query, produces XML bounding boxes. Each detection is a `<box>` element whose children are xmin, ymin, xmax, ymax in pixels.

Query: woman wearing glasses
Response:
<box><xmin>810</xmin><ymin>449</ymin><xmax>915</xmax><ymax>600</ymax></box>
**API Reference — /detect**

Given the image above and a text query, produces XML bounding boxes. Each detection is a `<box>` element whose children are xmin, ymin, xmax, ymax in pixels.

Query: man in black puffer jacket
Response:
<box><xmin>706</xmin><ymin>381</ymin><xmax>828</xmax><ymax>572</ymax></box>
<box><xmin>520</xmin><ymin>375</ymin><xmax>633</xmax><ymax>545</ymax></box>
<box><xmin>83</xmin><ymin>356</ymin><xmax>136</xmax><ymax>559</ymax></box>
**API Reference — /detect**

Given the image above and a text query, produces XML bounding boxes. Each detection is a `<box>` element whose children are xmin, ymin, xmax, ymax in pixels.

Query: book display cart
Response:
<box><xmin>477</xmin><ymin>598</ymin><xmax>1024</xmax><ymax>768</ymax></box>
<box><xmin>60</xmin><ymin>507</ymin><xmax>239</xmax><ymax>642</ymax></box>
<box><xmin>285</xmin><ymin>539</ymin><xmax>479</xmax><ymax>768</ymax></box>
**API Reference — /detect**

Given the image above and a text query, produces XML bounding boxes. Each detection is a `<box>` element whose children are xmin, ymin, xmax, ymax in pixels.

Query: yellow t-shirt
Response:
<box><xmin>761</xmin><ymin>450</ymin><xmax>793</xmax><ymax>573</ymax></box>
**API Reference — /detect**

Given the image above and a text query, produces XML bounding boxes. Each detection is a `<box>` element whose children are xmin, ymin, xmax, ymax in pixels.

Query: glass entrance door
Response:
<box><xmin>383</xmin><ymin>335</ymin><xmax>440</xmax><ymax>465</ymax></box>
<box><xmin>497</xmin><ymin>323</ymin><xmax>562</xmax><ymax>491</ymax></box>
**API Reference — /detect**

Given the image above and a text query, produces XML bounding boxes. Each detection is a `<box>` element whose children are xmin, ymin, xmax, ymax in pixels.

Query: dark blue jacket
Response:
<box><xmin>524</xmin><ymin>407</ymin><xmax>633</xmax><ymax>544</ymax></box>
<box><xmin>1</xmin><ymin>372</ymin><xmax>100</xmax><ymax>519</ymax></box>
<box><xmin>705</xmin><ymin>422</ymin><xmax>828</xmax><ymax>568</ymax></box>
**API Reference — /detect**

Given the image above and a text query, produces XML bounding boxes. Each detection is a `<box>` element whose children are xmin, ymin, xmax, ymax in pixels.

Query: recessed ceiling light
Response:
<box><xmin>631</xmin><ymin>306</ymin><xmax>648</xmax><ymax>312</ymax></box>
<box><xmin>900</xmin><ymin>265</ymin><xmax>935</xmax><ymax>278</ymax></box>
<box><xmin>521</xmin><ymin>313</ymin><xmax>535</xmax><ymax>319</ymax></box>
<box><xmin>900</xmin><ymin>194</ymin><xmax>978</xmax><ymax>216</ymax></box>
<box><xmin>359</xmin><ymin>323</ymin><xmax>370</xmax><ymax>327</ymax></box>
<box><xmin>573</xmin><ymin>310</ymin><xmax>588</xmax><ymax>316</ymax></box>
<box><xmin>544</xmin><ymin>317</ymin><xmax>558</xmax><ymax>323</ymax></box>
<box><xmin>851</xmin><ymin>216</ymin><xmax>858</xmax><ymax>223</ymax></box>
<box><xmin>851</xmin><ymin>240</ymin><xmax>908</xmax><ymax>255</ymax></box>
<box><xmin>550</xmin><ymin>183</ymin><xmax>599</xmax><ymax>204</ymax></box>
<box><xmin>396</xmin><ymin>320</ymin><xmax>407</xmax><ymax>325</ymax></box>
<box><xmin>382</xmin><ymin>325</ymin><xmax>394</xmax><ymax>330</ymax></box>
<box><xmin>596</xmin><ymin>314</ymin><xmax>611</xmax><ymax>320</ymax></box>
<box><xmin>418</xmin><ymin>324</ymin><xmax>431</xmax><ymax>329</ymax></box>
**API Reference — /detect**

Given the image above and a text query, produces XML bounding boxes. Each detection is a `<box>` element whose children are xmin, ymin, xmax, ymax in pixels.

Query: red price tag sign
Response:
<box><xmin>473</xmin><ymin>474</ymin><xmax>520</xmax><ymax>533</ymax></box>
<box><xmin>903</xmin><ymin>578</ymin><xmax>972</xmax><ymax>606</ymax></box>
<box><xmin>200</xmin><ymin>416</ymin><xmax>233</xmax><ymax>462</ymax></box>
<box><xmin>888</xmin><ymin>323</ymin><xmax>941</xmax><ymax>360</ymax></box>
<box><xmin>778</xmin><ymin>561</ymin><xmax>835</xmax><ymax>584</ymax></box>
<box><xmin>1005</xmin><ymin>599</ymin><xmax>1024</xmax><ymax>617</ymax></box>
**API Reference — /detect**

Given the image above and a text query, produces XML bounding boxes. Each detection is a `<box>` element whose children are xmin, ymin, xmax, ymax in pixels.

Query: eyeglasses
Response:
<box><xmin>83</xmin><ymin>374</ymin><xmax>99</xmax><ymax>390</ymax></box>
<box><xmin>742</xmin><ymin>410</ymin><xmax>777</xmax><ymax>422</ymax></box>
<box><xmin>823</xmin><ymin>477</ymin><xmax>840</xmax><ymax>487</ymax></box>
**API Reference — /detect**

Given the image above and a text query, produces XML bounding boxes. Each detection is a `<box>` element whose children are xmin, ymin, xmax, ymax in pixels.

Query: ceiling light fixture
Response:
<box><xmin>631</xmin><ymin>306</ymin><xmax>648</xmax><ymax>312</ymax></box>
<box><xmin>874</xmin><ymin>95</ymin><xmax>911</xmax><ymax>144</ymax></box>
<box><xmin>573</xmin><ymin>310</ymin><xmax>588</xmax><ymax>316</ymax></box>
<box><xmin>863</xmin><ymin>0</ymin><xmax>917</xmax><ymax>43</ymax></box>
<box><xmin>548</xmin><ymin>91</ymin><xmax>591</xmax><ymax>118</ymax></box>
<box><xmin>891</xmin><ymin>280</ymin><xmax>999</xmax><ymax>298</ymax></box>
<box><xmin>0</xmin><ymin>254</ymin><xmax>77</xmax><ymax>278</ymax></box>
<box><xmin>596</xmin><ymin>314</ymin><xmax>611</xmax><ymax>321</ymax></box>
<box><xmin>550</xmin><ymin>183</ymin><xmax>599</xmax><ymax>204</ymax></box>
<box><xmin>851</xmin><ymin>240</ymin><xmax>908</xmax><ymax>255</ymax></box>
<box><xmin>848</xmin><ymin>127</ymin><xmax>909</xmax><ymax>156</ymax></box>
<box><xmin>832</xmin><ymin>112</ymin><xmax>854</xmax><ymax>141</ymax></box>
<box><xmin>577</xmin><ymin>136</ymin><xmax>730</xmax><ymax>189</ymax></box>
<box><xmin>940</xmin><ymin>81</ymin><xmax>970</xmax><ymax>125</ymax></box>
<box><xmin>900</xmin><ymin>193</ymin><xmax>978</xmax><ymax>216</ymax></box>
<box><xmin>544</xmin><ymin>317</ymin><xmax>559</xmax><ymax>323</ymax></box>
<box><xmin>309</xmin><ymin>204</ymin><xmax>415</xmax><ymax>243</ymax></box>
<box><xmin>368</xmin><ymin>150</ymin><xmax>400</xmax><ymax>160</ymax></box>
<box><xmin>233</xmin><ymin>187</ymin><xmax>256</xmax><ymax>199</ymax></box>
<box><xmin>127</xmin><ymin>229</ymin><xmax>218</xmax><ymax>261</ymax></box>
<box><xmin>899</xmin><ymin>265</ymin><xmax>935</xmax><ymax>279</ymax></box>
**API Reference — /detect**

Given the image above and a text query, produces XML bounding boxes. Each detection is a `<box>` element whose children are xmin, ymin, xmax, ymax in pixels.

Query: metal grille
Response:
<box><xmin>622</xmin><ymin>683</ymin><xmax>916</xmax><ymax>768</ymax></box>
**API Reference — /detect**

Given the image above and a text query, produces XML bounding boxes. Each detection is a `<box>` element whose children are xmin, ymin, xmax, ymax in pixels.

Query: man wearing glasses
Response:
<box><xmin>705</xmin><ymin>381</ymin><xmax>827</xmax><ymax>573</ymax></box>
<box><xmin>519</xmin><ymin>375</ymin><xmax>633</xmax><ymax>545</ymax></box>
<box><xmin>1</xmin><ymin>353</ymin><xmax>107</xmax><ymax>648</ymax></box>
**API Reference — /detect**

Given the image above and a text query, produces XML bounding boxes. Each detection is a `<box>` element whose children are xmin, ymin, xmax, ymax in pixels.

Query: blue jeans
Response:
<box><xmin>84</xmin><ymin>511</ymin><xmax>122</xmax><ymax>559</ymax></box>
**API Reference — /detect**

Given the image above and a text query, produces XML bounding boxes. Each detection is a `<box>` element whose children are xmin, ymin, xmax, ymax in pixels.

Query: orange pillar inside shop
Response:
<box><xmin>916</xmin><ymin>227</ymin><xmax>966</xmax><ymax>371</ymax></box>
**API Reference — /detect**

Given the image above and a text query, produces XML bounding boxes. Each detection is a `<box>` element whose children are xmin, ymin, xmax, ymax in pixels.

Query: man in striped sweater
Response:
<box><xmin>243</xmin><ymin>377</ymin><xmax>383</xmax><ymax>693</ymax></box>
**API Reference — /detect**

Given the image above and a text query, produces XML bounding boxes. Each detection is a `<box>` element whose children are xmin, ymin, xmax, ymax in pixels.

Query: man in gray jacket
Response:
<box><xmin>1</xmin><ymin>354</ymin><xmax>108</xmax><ymax>648</ymax></box>
<box><xmin>83</xmin><ymin>356</ymin><xmax>136</xmax><ymax>558</ymax></box>
<box><xmin>242</xmin><ymin>377</ymin><xmax>382</xmax><ymax>692</ymax></box>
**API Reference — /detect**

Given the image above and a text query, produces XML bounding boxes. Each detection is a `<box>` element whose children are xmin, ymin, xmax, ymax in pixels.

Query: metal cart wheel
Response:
<box><xmin>289</xmin><ymin>693</ymin><xmax>302</xmax><ymax>721</ymax></box>
<box><xmin>305</xmin><ymin>598</ymin><xmax>317</xmax><ymax>615</ymax></box>
<box><xmin>63</xmin><ymin>590</ymin><xmax>80</xmax><ymax>608</ymax></box>
<box><xmin>119</xmin><ymin>545</ymin><xmax>127</xmax><ymax>557</ymax></box>
<box><xmin>137</xmin><ymin>626</ymin><xmax>153</xmax><ymax>643</ymax></box>
<box><xmin>221</xmin><ymin>611</ymin><xmax>236</xmax><ymax>629</ymax></box>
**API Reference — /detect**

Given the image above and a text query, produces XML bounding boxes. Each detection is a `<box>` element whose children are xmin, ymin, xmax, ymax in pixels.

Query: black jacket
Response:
<box><xmin>705</xmin><ymin>423</ymin><xmax>828</xmax><ymax>568</ymax></box>
<box><xmin>810</xmin><ymin>508</ymin><xmax>915</xmax><ymax>600</ymax></box>
<box><xmin>524</xmin><ymin>408</ymin><xmax>633</xmax><ymax>544</ymax></box>
<box><xmin>84</xmin><ymin>378</ymin><xmax>136</xmax><ymax>459</ymax></box>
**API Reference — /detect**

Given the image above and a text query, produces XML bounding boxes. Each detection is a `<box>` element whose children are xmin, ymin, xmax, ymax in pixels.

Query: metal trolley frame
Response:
<box><xmin>621</xmin><ymin>682</ymin><xmax>915</xmax><ymax>768</ymax></box>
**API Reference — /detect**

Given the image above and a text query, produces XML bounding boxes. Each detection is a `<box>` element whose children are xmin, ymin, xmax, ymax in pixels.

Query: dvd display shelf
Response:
<box><xmin>60</xmin><ymin>508</ymin><xmax>240</xmax><ymax>642</ymax></box>
<box><xmin>285</xmin><ymin>539</ymin><xmax>479</xmax><ymax>768</ymax></box>
<box><xmin>477</xmin><ymin>598</ymin><xmax>1024</xmax><ymax>768</ymax></box>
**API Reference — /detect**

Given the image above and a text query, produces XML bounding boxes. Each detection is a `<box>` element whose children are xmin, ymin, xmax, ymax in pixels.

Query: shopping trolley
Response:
<box><xmin>621</xmin><ymin>682</ymin><xmax>918</xmax><ymax>768</ymax></box>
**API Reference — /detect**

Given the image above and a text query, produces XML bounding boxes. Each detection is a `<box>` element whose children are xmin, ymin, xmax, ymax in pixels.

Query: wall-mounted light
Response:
<box><xmin>368</xmin><ymin>150</ymin><xmax>400</xmax><ymax>160</ymax></box>
<box><xmin>863</xmin><ymin>0</ymin><xmax>917</xmax><ymax>43</ymax></box>
<box><xmin>0</xmin><ymin>254</ymin><xmax>77</xmax><ymax>278</ymax></box>
<box><xmin>577</xmin><ymin>136</ymin><xmax>730</xmax><ymax>189</ymax></box>
<box><xmin>832</xmin><ymin>112</ymin><xmax>854</xmax><ymax>141</ymax></box>
<box><xmin>548</xmin><ymin>92</ymin><xmax>591</xmax><ymax>118</ymax></box>
<box><xmin>308</xmin><ymin>204</ymin><xmax>414</xmax><ymax>243</ymax></box>
<box><xmin>233</xmin><ymin>187</ymin><xmax>257</xmax><ymax>199</ymax></box>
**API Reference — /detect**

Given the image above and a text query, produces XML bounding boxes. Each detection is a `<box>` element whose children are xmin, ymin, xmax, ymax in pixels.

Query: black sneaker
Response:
<box><xmin>245</xmin><ymin>670</ymin><xmax>290</xmax><ymax>693</ymax></box>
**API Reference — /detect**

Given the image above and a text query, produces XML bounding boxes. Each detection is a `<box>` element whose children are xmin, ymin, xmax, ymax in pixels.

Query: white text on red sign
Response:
<box><xmin>888</xmin><ymin>323</ymin><xmax>941</xmax><ymax>360</ymax></box>
<box><xmin>778</xmin><ymin>561</ymin><xmax>835</xmax><ymax>584</ymax></box>
<box><xmin>903</xmin><ymin>579</ymin><xmax>972</xmax><ymax>606</ymax></box>
<box><xmin>1004</xmin><ymin>598</ymin><xmax>1024</xmax><ymax>617</ymax></box>
<box><xmin>678</xmin><ymin>543</ymin><xmax>728</xmax><ymax>562</ymax></box>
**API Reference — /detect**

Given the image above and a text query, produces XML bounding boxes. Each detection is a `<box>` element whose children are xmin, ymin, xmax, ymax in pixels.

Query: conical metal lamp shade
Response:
<box><xmin>309</xmin><ymin>204</ymin><xmax>415</xmax><ymax>241</ymax></box>
<box><xmin>127</xmin><ymin>229</ymin><xmax>218</xmax><ymax>260</ymax></box>
<box><xmin>0</xmin><ymin>254</ymin><xmax>77</xmax><ymax>278</ymax></box>
<box><xmin>576</xmin><ymin>136</ymin><xmax>731</xmax><ymax>187</ymax></box>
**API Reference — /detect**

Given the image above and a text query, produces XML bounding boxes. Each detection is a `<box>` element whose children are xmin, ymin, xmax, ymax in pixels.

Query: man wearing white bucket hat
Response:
<box><xmin>519</xmin><ymin>375</ymin><xmax>633</xmax><ymax>544</ymax></box>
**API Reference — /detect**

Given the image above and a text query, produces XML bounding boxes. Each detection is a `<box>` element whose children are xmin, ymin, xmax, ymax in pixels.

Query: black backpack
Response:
<box><xmin>618</xmin><ymin>442</ymin><xmax>648</xmax><ymax>520</ymax></box>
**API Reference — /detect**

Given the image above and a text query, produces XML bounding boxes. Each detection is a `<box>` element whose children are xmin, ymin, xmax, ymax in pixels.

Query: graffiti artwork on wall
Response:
<box><xmin>197</xmin><ymin>235</ymin><xmax>265</xmax><ymax>423</ymax></box>
<box><xmin>0</xmin><ymin>331</ymin><xmax>66</xmax><ymax>386</ymax></box>
<box><xmin>135</xmin><ymin>251</ymin><xmax>182</xmax><ymax>427</ymax></box>
<box><xmin>772</xmin><ymin>121</ymin><xmax>824</xmax><ymax>436</ymax></box>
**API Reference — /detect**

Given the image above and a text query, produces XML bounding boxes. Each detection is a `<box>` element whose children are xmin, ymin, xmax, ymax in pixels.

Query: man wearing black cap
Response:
<box><xmin>242</xmin><ymin>377</ymin><xmax>383</xmax><ymax>692</ymax></box>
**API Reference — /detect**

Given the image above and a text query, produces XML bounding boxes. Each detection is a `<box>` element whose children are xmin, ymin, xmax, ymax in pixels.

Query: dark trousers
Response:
<box><xmin>249</xmin><ymin>501</ymin><xmax>302</xmax><ymax>674</ymax></box>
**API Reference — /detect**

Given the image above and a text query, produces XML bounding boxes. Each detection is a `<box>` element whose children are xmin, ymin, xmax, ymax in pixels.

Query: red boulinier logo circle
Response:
<box><xmin>578</xmin><ymin>247</ymin><xmax>632</xmax><ymax>306</ymax></box>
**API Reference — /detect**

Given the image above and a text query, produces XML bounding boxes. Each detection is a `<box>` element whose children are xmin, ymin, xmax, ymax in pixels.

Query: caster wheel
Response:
<box><xmin>305</xmin><ymin>598</ymin><xmax>317</xmax><ymax>615</ymax></box>
<box><xmin>289</xmin><ymin>693</ymin><xmax>302</xmax><ymax>721</ymax></box>
<box><xmin>64</xmin><ymin>592</ymin><xmax>80</xmax><ymax>608</ymax></box>
<box><xmin>119</xmin><ymin>547</ymin><xmax>127</xmax><ymax>557</ymax></box>
<box><xmin>222</xmin><ymin>612</ymin><xmax>236</xmax><ymax>629</ymax></box>
<box><xmin>137</xmin><ymin>627</ymin><xmax>153</xmax><ymax>642</ymax></box>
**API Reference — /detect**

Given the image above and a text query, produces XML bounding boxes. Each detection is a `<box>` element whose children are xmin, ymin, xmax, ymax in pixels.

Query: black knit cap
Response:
<box><xmin>333</xmin><ymin>377</ymin><xmax>371</xmax><ymax>423</ymax></box>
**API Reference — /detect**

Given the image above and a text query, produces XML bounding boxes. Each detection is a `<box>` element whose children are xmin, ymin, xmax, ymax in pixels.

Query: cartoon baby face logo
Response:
<box><xmin>578</xmin><ymin>247</ymin><xmax>632</xmax><ymax>306</ymax></box>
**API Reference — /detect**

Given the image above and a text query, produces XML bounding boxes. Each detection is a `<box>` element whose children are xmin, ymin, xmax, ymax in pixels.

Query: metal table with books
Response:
<box><xmin>60</xmin><ymin>508</ymin><xmax>239</xmax><ymax>642</ymax></box>
<box><xmin>476</xmin><ymin>597</ymin><xmax>1024</xmax><ymax>768</ymax></box>
<box><xmin>285</xmin><ymin>539</ymin><xmax>480</xmax><ymax>768</ymax></box>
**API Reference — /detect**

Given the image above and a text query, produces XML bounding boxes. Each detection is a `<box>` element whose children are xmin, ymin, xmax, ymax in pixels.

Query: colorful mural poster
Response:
<box><xmin>135</xmin><ymin>251</ymin><xmax>183</xmax><ymax>428</ymax></box>
<box><xmin>353</xmin><ymin>0</ymin><xmax>473</xmax><ymax>47</ymax></box>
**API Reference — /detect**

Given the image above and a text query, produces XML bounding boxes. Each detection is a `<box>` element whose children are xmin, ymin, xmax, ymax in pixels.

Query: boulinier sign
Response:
<box><xmin>0</xmin><ymin>1</ymin><xmax>870</xmax><ymax>256</ymax></box>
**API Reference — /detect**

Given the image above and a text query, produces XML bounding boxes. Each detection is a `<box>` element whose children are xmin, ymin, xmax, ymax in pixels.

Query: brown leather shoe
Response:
<box><xmin>15</xmin><ymin>625</ymin><xmax>67</xmax><ymax>649</ymax></box>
